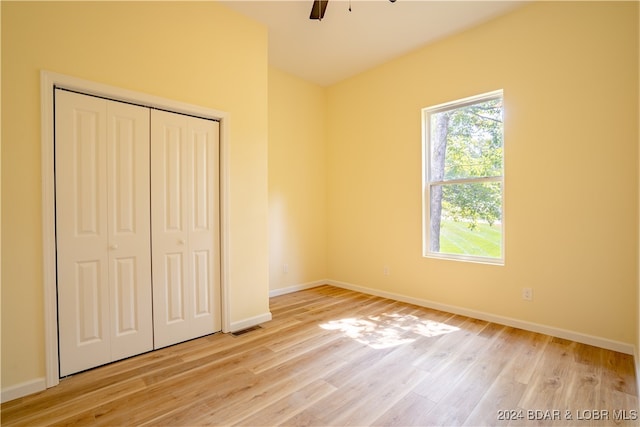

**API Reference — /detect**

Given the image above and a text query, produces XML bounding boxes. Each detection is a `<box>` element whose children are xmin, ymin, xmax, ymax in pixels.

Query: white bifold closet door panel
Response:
<box><xmin>56</xmin><ymin>90</ymin><xmax>153</xmax><ymax>376</ymax></box>
<box><xmin>151</xmin><ymin>109</ymin><xmax>221</xmax><ymax>349</ymax></box>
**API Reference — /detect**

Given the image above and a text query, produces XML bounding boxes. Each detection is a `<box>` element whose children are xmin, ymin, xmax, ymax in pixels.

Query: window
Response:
<box><xmin>422</xmin><ymin>90</ymin><xmax>504</xmax><ymax>264</ymax></box>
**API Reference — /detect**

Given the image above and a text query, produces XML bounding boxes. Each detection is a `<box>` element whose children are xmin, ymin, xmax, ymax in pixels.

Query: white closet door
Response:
<box><xmin>56</xmin><ymin>90</ymin><xmax>153</xmax><ymax>376</ymax></box>
<box><xmin>56</xmin><ymin>91</ymin><xmax>110</xmax><ymax>376</ymax></box>
<box><xmin>151</xmin><ymin>109</ymin><xmax>221</xmax><ymax>349</ymax></box>
<box><xmin>106</xmin><ymin>101</ymin><xmax>153</xmax><ymax>361</ymax></box>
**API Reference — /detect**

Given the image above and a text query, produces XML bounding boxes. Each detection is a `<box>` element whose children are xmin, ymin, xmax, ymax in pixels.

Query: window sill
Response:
<box><xmin>424</xmin><ymin>252</ymin><xmax>504</xmax><ymax>266</ymax></box>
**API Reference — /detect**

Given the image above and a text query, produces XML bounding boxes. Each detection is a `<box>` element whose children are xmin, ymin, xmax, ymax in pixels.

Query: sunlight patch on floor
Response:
<box><xmin>320</xmin><ymin>312</ymin><xmax>460</xmax><ymax>349</ymax></box>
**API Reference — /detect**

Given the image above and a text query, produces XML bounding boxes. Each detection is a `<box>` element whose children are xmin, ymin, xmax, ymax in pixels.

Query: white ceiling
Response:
<box><xmin>221</xmin><ymin>0</ymin><xmax>527</xmax><ymax>86</ymax></box>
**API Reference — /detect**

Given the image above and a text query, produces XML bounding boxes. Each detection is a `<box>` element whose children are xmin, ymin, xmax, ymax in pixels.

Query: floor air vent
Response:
<box><xmin>230</xmin><ymin>325</ymin><xmax>263</xmax><ymax>337</ymax></box>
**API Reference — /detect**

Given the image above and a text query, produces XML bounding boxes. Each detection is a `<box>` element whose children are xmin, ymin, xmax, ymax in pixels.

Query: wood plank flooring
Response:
<box><xmin>2</xmin><ymin>285</ymin><xmax>638</xmax><ymax>426</ymax></box>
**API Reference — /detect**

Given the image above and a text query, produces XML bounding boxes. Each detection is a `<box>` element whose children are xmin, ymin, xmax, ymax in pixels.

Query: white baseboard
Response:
<box><xmin>325</xmin><ymin>279</ymin><xmax>635</xmax><ymax>355</ymax></box>
<box><xmin>269</xmin><ymin>280</ymin><xmax>328</xmax><ymax>298</ymax></box>
<box><xmin>1</xmin><ymin>377</ymin><xmax>46</xmax><ymax>403</ymax></box>
<box><xmin>229</xmin><ymin>311</ymin><xmax>273</xmax><ymax>333</ymax></box>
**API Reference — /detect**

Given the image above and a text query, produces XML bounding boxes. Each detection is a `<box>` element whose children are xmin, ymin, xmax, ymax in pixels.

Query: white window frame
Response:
<box><xmin>422</xmin><ymin>90</ymin><xmax>505</xmax><ymax>265</ymax></box>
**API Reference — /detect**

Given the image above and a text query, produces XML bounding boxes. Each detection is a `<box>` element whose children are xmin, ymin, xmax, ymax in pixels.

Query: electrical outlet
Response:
<box><xmin>522</xmin><ymin>287</ymin><xmax>533</xmax><ymax>301</ymax></box>
<box><xmin>283</xmin><ymin>263</ymin><xmax>289</xmax><ymax>274</ymax></box>
<box><xmin>383</xmin><ymin>266</ymin><xmax>390</xmax><ymax>276</ymax></box>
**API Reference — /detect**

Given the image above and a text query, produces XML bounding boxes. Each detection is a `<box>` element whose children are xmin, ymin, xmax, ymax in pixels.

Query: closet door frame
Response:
<box><xmin>40</xmin><ymin>70</ymin><xmax>231</xmax><ymax>388</ymax></box>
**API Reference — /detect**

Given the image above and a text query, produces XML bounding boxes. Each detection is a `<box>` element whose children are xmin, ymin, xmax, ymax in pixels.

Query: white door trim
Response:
<box><xmin>40</xmin><ymin>70</ymin><xmax>232</xmax><ymax>388</ymax></box>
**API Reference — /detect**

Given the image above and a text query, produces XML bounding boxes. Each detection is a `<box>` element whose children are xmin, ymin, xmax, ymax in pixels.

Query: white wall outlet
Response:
<box><xmin>383</xmin><ymin>266</ymin><xmax>390</xmax><ymax>276</ymax></box>
<box><xmin>283</xmin><ymin>263</ymin><xmax>289</xmax><ymax>274</ymax></box>
<box><xmin>522</xmin><ymin>287</ymin><xmax>533</xmax><ymax>301</ymax></box>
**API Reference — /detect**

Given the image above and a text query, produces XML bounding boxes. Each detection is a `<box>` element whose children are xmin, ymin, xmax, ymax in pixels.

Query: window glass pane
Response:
<box><xmin>429</xmin><ymin>97</ymin><xmax>503</xmax><ymax>181</ymax></box>
<box><xmin>429</xmin><ymin>182</ymin><xmax>502</xmax><ymax>258</ymax></box>
<box><xmin>424</xmin><ymin>90</ymin><xmax>504</xmax><ymax>263</ymax></box>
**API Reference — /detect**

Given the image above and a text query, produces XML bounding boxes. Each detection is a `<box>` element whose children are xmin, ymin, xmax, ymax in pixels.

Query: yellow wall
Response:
<box><xmin>326</xmin><ymin>1</ymin><xmax>639</xmax><ymax>345</ymax></box>
<box><xmin>637</xmin><ymin>0</ymin><xmax>640</xmax><ymax>383</ymax></box>
<box><xmin>1</xmin><ymin>1</ymin><xmax>269</xmax><ymax>390</ymax></box>
<box><xmin>268</xmin><ymin>67</ymin><xmax>327</xmax><ymax>291</ymax></box>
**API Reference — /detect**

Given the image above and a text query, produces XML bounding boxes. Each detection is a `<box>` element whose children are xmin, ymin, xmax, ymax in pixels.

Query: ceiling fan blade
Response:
<box><xmin>310</xmin><ymin>0</ymin><xmax>328</xmax><ymax>20</ymax></box>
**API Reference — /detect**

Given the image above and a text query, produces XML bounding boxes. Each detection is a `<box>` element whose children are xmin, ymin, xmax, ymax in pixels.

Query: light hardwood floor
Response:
<box><xmin>2</xmin><ymin>285</ymin><xmax>638</xmax><ymax>426</ymax></box>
